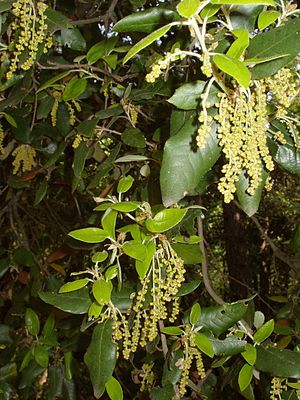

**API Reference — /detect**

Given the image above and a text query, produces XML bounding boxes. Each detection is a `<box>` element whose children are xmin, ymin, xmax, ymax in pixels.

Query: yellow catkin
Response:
<box><xmin>72</xmin><ymin>134</ymin><xmax>82</xmax><ymax>149</ymax></box>
<box><xmin>0</xmin><ymin>124</ymin><xmax>4</xmax><ymax>154</ymax></box>
<box><xmin>270</xmin><ymin>377</ymin><xmax>287</xmax><ymax>400</ymax></box>
<box><xmin>145</xmin><ymin>49</ymin><xmax>186</xmax><ymax>83</ymax></box>
<box><xmin>12</xmin><ymin>144</ymin><xmax>36</xmax><ymax>174</ymax></box>
<box><xmin>7</xmin><ymin>0</ymin><xmax>52</xmax><ymax>79</ymax></box>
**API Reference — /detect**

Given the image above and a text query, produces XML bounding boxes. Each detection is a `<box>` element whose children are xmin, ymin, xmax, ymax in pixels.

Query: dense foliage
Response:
<box><xmin>0</xmin><ymin>0</ymin><xmax>299</xmax><ymax>399</ymax></box>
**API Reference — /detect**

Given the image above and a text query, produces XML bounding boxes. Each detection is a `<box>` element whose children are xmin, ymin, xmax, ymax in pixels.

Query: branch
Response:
<box><xmin>196</xmin><ymin>198</ymin><xmax>224</xmax><ymax>305</ymax></box>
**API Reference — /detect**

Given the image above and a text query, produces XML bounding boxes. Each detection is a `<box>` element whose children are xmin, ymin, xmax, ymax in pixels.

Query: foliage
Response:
<box><xmin>0</xmin><ymin>0</ymin><xmax>299</xmax><ymax>399</ymax></box>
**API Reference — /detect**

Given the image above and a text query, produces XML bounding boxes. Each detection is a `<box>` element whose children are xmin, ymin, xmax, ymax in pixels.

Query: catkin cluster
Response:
<box><xmin>145</xmin><ymin>49</ymin><xmax>186</xmax><ymax>83</ymax></box>
<box><xmin>178</xmin><ymin>330</ymin><xmax>206</xmax><ymax>396</ymax></box>
<box><xmin>7</xmin><ymin>0</ymin><xmax>53</xmax><ymax>79</ymax></box>
<box><xmin>270</xmin><ymin>377</ymin><xmax>287</xmax><ymax>400</ymax></box>
<box><xmin>51</xmin><ymin>91</ymin><xmax>82</xmax><ymax>127</ymax></box>
<box><xmin>12</xmin><ymin>144</ymin><xmax>36</xmax><ymax>174</ymax></box>
<box><xmin>115</xmin><ymin>239</ymin><xmax>185</xmax><ymax>359</ymax></box>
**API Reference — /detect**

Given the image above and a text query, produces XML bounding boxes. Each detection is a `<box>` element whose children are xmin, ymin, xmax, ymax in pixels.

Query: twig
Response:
<box><xmin>197</xmin><ymin>198</ymin><xmax>224</xmax><ymax>305</ymax></box>
<box><xmin>158</xmin><ymin>320</ymin><xmax>168</xmax><ymax>359</ymax></box>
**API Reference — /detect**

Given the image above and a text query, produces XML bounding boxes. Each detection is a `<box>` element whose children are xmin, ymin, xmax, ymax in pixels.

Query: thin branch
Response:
<box><xmin>158</xmin><ymin>320</ymin><xmax>168</xmax><ymax>359</ymax></box>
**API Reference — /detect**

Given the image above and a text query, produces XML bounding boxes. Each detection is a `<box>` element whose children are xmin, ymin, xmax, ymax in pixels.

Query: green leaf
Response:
<box><xmin>213</xmin><ymin>54</ymin><xmax>250</xmax><ymax>88</ymax></box>
<box><xmin>194</xmin><ymin>333</ymin><xmax>214</xmax><ymax>358</ymax></box>
<box><xmin>37</xmin><ymin>71</ymin><xmax>71</xmax><ymax>93</ymax></box>
<box><xmin>212</xmin><ymin>0</ymin><xmax>274</xmax><ymax>4</ymax></box>
<box><xmin>210</xmin><ymin>337</ymin><xmax>247</xmax><ymax>356</ymax></box>
<box><xmin>92</xmin><ymin>251</ymin><xmax>108</xmax><ymax>263</ymax></box>
<box><xmin>20</xmin><ymin>350</ymin><xmax>32</xmax><ymax>372</ymax></box>
<box><xmin>171</xmin><ymin>243</ymin><xmax>203</xmax><ymax>264</ymax></box>
<box><xmin>117</xmin><ymin>175</ymin><xmax>134</xmax><ymax>193</ymax></box>
<box><xmin>253</xmin><ymin>319</ymin><xmax>274</xmax><ymax>344</ymax></box>
<box><xmin>176</xmin><ymin>0</ymin><xmax>201</xmax><ymax>18</ymax></box>
<box><xmin>34</xmin><ymin>180</ymin><xmax>48</xmax><ymax>206</ymax></box>
<box><xmin>111</xmin><ymin>286</ymin><xmax>134</xmax><ymax>310</ymax></box>
<box><xmin>226</xmin><ymin>29</ymin><xmax>249</xmax><ymax>59</ymax></box>
<box><xmin>230</xmin><ymin>5</ymin><xmax>263</xmax><ymax>31</ymax></box>
<box><xmin>160</xmin><ymin>115</ymin><xmax>220</xmax><ymax>206</ymax></box>
<box><xmin>145</xmin><ymin>208</ymin><xmax>187</xmax><ymax>233</ymax></box>
<box><xmin>0</xmin><ymin>2</ymin><xmax>12</xmax><ymax>12</ymax></box>
<box><xmin>68</xmin><ymin>227</ymin><xmax>108</xmax><ymax>243</ymax></box>
<box><xmin>105</xmin><ymin>376</ymin><xmax>123</xmax><ymax>400</ymax></box>
<box><xmin>241</xmin><ymin>344</ymin><xmax>257</xmax><ymax>365</ymax></box>
<box><xmin>44</xmin><ymin>8</ymin><xmax>68</xmax><ymax>33</ymax></box>
<box><xmin>34</xmin><ymin>345</ymin><xmax>49</xmax><ymax>368</ymax></box>
<box><xmin>87</xmin><ymin>37</ymin><xmax>117</xmax><ymax>64</ymax></box>
<box><xmin>200</xmin><ymin>4</ymin><xmax>220</xmax><ymax>18</ymax></box>
<box><xmin>105</xmin><ymin>265</ymin><xmax>118</xmax><ymax>280</ymax></box>
<box><xmin>247</xmin><ymin>18</ymin><xmax>300</xmax><ymax>79</ymax></box>
<box><xmin>39</xmin><ymin>288</ymin><xmax>92</xmax><ymax>314</ymax></box>
<box><xmin>190</xmin><ymin>303</ymin><xmax>201</xmax><ymax>325</ymax></box>
<box><xmin>84</xmin><ymin>320</ymin><xmax>117</xmax><ymax>398</ymax></box>
<box><xmin>92</xmin><ymin>279</ymin><xmax>112</xmax><ymax>305</ymax></box>
<box><xmin>88</xmin><ymin>302</ymin><xmax>103</xmax><ymax>319</ymax></box>
<box><xmin>253</xmin><ymin>311</ymin><xmax>265</xmax><ymax>329</ymax></box>
<box><xmin>176</xmin><ymin>278</ymin><xmax>202</xmax><ymax>296</ymax></box>
<box><xmin>195</xmin><ymin>302</ymin><xmax>248</xmax><ymax>337</ymax></box>
<box><xmin>115</xmin><ymin>155</ymin><xmax>149</xmax><ymax>162</ymax></box>
<box><xmin>25</xmin><ymin>308</ymin><xmax>40</xmax><ymax>336</ymax></box>
<box><xmin>123</xmin><ymin>24</ymin><xmax>172</xmax><ymax>64</ymax></box>
<box><xmin>101</xmin><ymin>209</ymin><xmax>117</xmax><ymax>240</ymax></box>
<box><xmin>61</xmin><ymin>28</ymin><xmax>86</xmax><ymax>51</ymax></box>
<box><xmin>135</xmin><ymin>240</ymin><xmax>156</xmax><ymax>278</ymax></box>
<box><xmin>238</xmin><ymin>364</ymin><xmax>253</xmax><ymax>392</ymax></box>
<box><xmin>257</xmin><ymin>11</ymin><xmax>280</xmax><ymax>30</ymax></box>
<box><xmin>64</xmin><ymin>352</ymin><xmax>73</xmax><ymax>380</ymax></box>
<box><xmin>122</xmin><ymin>128</ymin><xmax>146</xmax><ymax>148</ymax></box>
<box><xmin>72</xmin><ymin>142</ymin><xmax>90</xmax><ymax>186</ymax></box>
<box><xmin>59</xmin><ymin>278</ymin><xmax>89</xmax><ymax>293</ymax></box>
<box><xmin>78</xmin><ymin>118</ymin><xmax>99</xmax><ymax>138</ymax></box>
<box><xmin>63</xmin><ymin>78</ymin><xmax>87</xmax><ymax>102</ymax></box>
<box><xmin>123</xmin><ymin>241</ymin><xmax>147</xmax><ymax>261</ymax></box>
<box><xmin>3</xmin><ymin>113</ymin><xmax>17</xmax><ymax>128</ymax></box>
<box><xmin>255</xmin><ymin>347</ymin><xmax>300</xmax><ymax>378</ymax></box>
<box><xmin>110</xmin><ymin>201</ymin><xmax>140</xmax><ymax>213</ymax></box>
<box><xmin>161</xmin><ymin>326</ymin><xmax>184</xmax><ymax>335</ymax></box>
<box><xmin>236</xmin><ymin>168</ymin><xmax>268</xmax><ymax>217</ymax></box>
<box><xmin>113</xmin><ymin>8</ymin><xmax>179</xmax><ymax>33</ymax></box>
<box><xmin>290</xmin><ymin>224</ymin><xmax>300</xmax><ymax>253</ymax></box>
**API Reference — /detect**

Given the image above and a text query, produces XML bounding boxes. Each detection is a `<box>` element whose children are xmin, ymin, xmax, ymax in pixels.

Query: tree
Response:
<box><xmin>0</xmin><ymin>0</ymin><xmax>299</xmax><ymax>399</ymax></box>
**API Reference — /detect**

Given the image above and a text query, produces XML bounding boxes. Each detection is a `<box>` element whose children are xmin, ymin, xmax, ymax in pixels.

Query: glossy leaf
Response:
<box><xmin>101</xmin><ymin>209</ymin><xmax>117</xmax><ymax>240</ymax></box>
<box><xmin>61</xmin><ymin>28</ymin><xmax>86</xmax><ymax>51</ymax></box>
<box><xmin>92</xmin><ymin>251</ymin><xmax>108</xmax><ymax>263</ymax></box>
<box><xmin>44</xmin><ymin>8</ymin><xmax>68</xmax><ymax>33</ymax></box>
<box><xmin>123</xmin><ymin>241</ymin><xmax>146</xmax><ymax>261</ymax></box>
<box><xmin>161</xmin><ymin>326</ymin><xmax>184</xmax><ymax>335</ymax></box>
<box><xmin>176</xmin><ymin>278</ymin><xmax>202</xmax><ymax>296</ymax></box>
<box><xmin>230</xmin><ymin>5</ymin><xmax>263</xmax><ymax>31</ymax></box>
<box><xmin>213</xmin><ymin>54</ymin><xmax>250</xmax><ymax>88</ymax></box>
<box><xmin>34</xmin><ymin>345</ymin><xmax>49</xmax><ymax>368</ymax></box>
<box><xmin>238</xmin><ymin>363</ymin><xmax>253</xmax><ymax>392</ymax></box>
<box><xmin>105</xmin><ymin>265</ymin><xmax>118</xmax><ymax>280</ymax></box>
<box><xmin>160</xmin><ymin>115</ymin><xmax>220</xmax><ymax>207</ymax></box>
<box><xmin>87</xmin><ymin>37</ymin><xmax>117</xmax><ymax>64</ymax></box>
<box><xmin>68</xmin><ymin>227</ymin><xmax>108</xmax><ymax>243</ymax></box>
<box><xmin>200</xmin><ymin>4</ymin><xmax>220</xmax><ymax>18</ymax></box>
<box><xmin>105</xmin><ymin>376</ymin><xmax>123</xmax><ymax>400</ymax></box>
<box><xmin>146</xmin><ymin>208</ymin><xmax>187</xmax><ymax>233</ymax></box>
<box><xmin>190</xmin><ymin>303</ymin><xmax>201</xmax><ymax>325</ymax></box>
<box><xmin>247</xmin><ymin>18</ymin><xmax>300</xmax><ymax>79</ymax></box>
<box><xmin>176</xmin><ymin>0</ymin><xmax>201</xmax><ymax>18</ymax></box>
<box><xmin>226</xmin><ymin>29</ymin><xmax>249</xmax><ymax>59</ymax></box>
<box><xmin>117</xmin><ymin>175</ymin><xmax>134</xmax><ymax>193</ymax></box>
<box><xmin>241</xmin><ymin>344</ymin><xmax>257</xmax><ymax>365</ymax></box>
<box><xmin>39</xmin><ymin>288</ymin><xmax>92</xmax><ymax>314</ymax></box>
<box><xmin>195</xmin><ymin>302</ymin><xmax>248</xmax><ymax>336</ymax></box>
<box><xmin>63</xmin><ymin>78</ymin><xmax>87</xmax><ymax>102</ymax></box>
<box><xmin>212</xmin><ymin>0</ymin><xmax>274</xmax><ymax>4</ymax></box>
<box><xmin>110</xmin><ymin>202</ymin><xmax>140</xmax><ymax>213</ymax></box>
<box><xmin>88</xmin><ymin>302</ymin><xmax>103</xmax><ymax>319</ymax></box>
<box><xmin>135</xmin><ymin>239</ymin><xmax>156</xmax><ymax>278</ymax></box>
<box><xmin>113</xmin><ymin>8</ymin><xmax>179</xmax><ymax>33</ymax></box>
<box><xmin>171</xmin><ymin>243</ymin><xmax>203</xmax><ymax>264</ymax></box>
<box><xmin>64</xmin><ymin>352</ymin><xmax>73</xmax><ymax>380</ymax></box>
<box><xmin>236</xmin><ymin>169</ymin><xmax>268</xmax><ymax>217</ymax></box>
<box><xmin>59</xmin><ymin>278</ymin><xmax>89</xmax><ymax>293</ymax></box>
<box><xmin>123</xmin><ymin>24</ymin><xmax>172</xmax><ymax>64</ymax></box>
<box><xmin>93</xmin><ymin>279</ymin><xmax>112</xmax><ymax>305</ymax></box>
<box><xmin>253</xmin><ymin>319</ymin><xmax>274</xmax><ymax>344</ymax></box>
<box><xmin>84</xmin><ymin>320</ymin><xmax>117</xmax><ymax>398</ymax></box>
<box><xmin>255</xmin><ymin>347</ymin><xmax>300</xmax><ymax>378</ymax></box>
<box><xmin>210</xmin><ymin>337</ymin><xmax>247</xmax><ymax>356</ymax></box>
<box><xmin>194</xmin><ymin>333</ymin><xmax>214</xmax><ymax>358</ymax></box>
<box><xmin>25</xmin><ymin>308</ymin><xmax>40</xmax><ymax>336</ymax></box>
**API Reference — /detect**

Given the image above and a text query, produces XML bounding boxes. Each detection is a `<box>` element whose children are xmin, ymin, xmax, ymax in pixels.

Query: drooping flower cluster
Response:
<box><xmin>115</xmin><ymin>239</ymin><xmax>185</xmax><ymax>359</ymax></box>
<box><xmin>145</xmin><ymin>49</ymin><xmax>186</xmax><ymax>83</ymax></box>
<box><xmin>12</xmin><ymin>144</ymin><xmax>36</xmax><ymax>174</ymax></box>
<box><xmin>51</xmin><ymin>91</ymin><xmax>82</xmax><ymax>127</ymax></box>
<box><xmin>270</xmin><ymin>377</ymin><xmax>287</xmax><ymax>400</ymax></box>
<box><xmin>7</xmin><ymin>0</ymin><xmax>53</xmax><ymax>79</ymax></box>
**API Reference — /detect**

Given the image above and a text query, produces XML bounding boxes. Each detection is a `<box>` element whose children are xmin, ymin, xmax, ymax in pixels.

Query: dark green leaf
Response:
<box><xmin>122</xmin><ymin>128</ymin><xmax>146</xmax><ymax>148</ymax></box>
<box><xmin>268</xmin><ymin>131</ymin><xmax>300</xmax><ymax>176</ymax></box>
<box><xmin>236</xmin><ymin>168</ymin><xmax>268</xmax><ymax>217</ymax></box>
<box><xmin>25</xmin><ymin>308</ymin><xmax>40</xmax><ymax>336</ymax></box>
<box><xmin>87</xmin><ymin>37</ymin><xmax>117</xmax><ymax>64</ymax></box>
<box><xmin>210</xmin><ymin>337</ymin><xmax>247</xmax><ymax>356</ymax></box>
<box><xmin>63</xmin><ymin>78</ymin><xmax>87</xmax><ymax>102</ymax></box>
<box><xmin>171</xmin><ymin>243</ymin><xmax>203</xmax><ymax>264</ymax></box>
<box><xmin>34</xmin><ymin>345</ymin><xmax>49</xmax><ymax>368</ymax></box>
<box><xmin>68</xmin><ymin>227</ymin><xmax>108</xmax><ymax>243</ymax></box>
<box><xmin>255</xmin><ymin>347</ymin><xmax>300</xmax><ymax>378</ymax></box>
<box><xmin>84</xmin><ymin>320</ymin><xmax>117</xmax><ymax>398</ymax></box>
<box><xmin>195</xmin><ymin>302</ymin><xmax>248</xmax><ymax>336</ymax></box>
<box><xmin>0</xmin><ymin>2</ymin><xmax>11</xmax><ymax>12</ymax></box>
<box><xmin>247</xmin><ymin>18</ymin><xmax>300</xmax><ymax>79</ymax></box>
<box><xmin>72</xmin><ymin>141</ymin><xmax>89</xmax><ymax>178</ymax></box>
<box><xmin>230</xmin><ymin>5</ymin><xmax>263</xmax><ymax>31</ymax></box>
<box><xmin>39</xmin><ymin>288</ymin><xmax>92</xmax><ymax>314</ymax></box>
<box><xmin>59</xmin><ymin>278</ymin><xmax>90</xmax><ymax>293</ymax></box>
<box><xmin>176</xmin><ymin>278</ymin><xmax>201</xmax><ymax>296</ymax></box>
<box><xmin>61</xmin><ymin>28</ymin><xmax>86</xmax><ymax>51</ymax></box>
<box><xmin>34</xmin><ymin>180</ymin><xmax>48</xmax><ymax>206</ymax></box>
<box><xmin>150</xmin><ymin>383</ymin><xmax>175</xmax><ymax>400</ymax></box>
<box><xmin>145</xmin><ymin>208</ymin><xmax>187</xmax><ymax>233</ymax></box>
<box><xmin>161</xmin><ymin>115</ymin><xmax>220</xmax><ymax>206</ymax></box>
<box><xmin>78</xmin><ymin>118</ymin><xmax>99</xmax><ymax>138</ymax></box>
<box><xmin>45</xmin><ymin>8</ymin><xmax>68</xmax><ymax>33</ymax></box>
<box><xmin>64</xmin><ymin>352</ymin><xmax>73</xmax><ymax>380</ymax></box>
<box><xmin>111</xmin><ymin>286</ymin><xmax>134</xmax><ymax>310</ymax></box>
<box><xmin>113</xmin><ymin>8</ymin><xmax>178</xmax><ymax>33</ymax></box>
<box><xmin>105</xmin><ymin>376</ymin><xmax>123</xmax><ymax>400</ymax></box>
